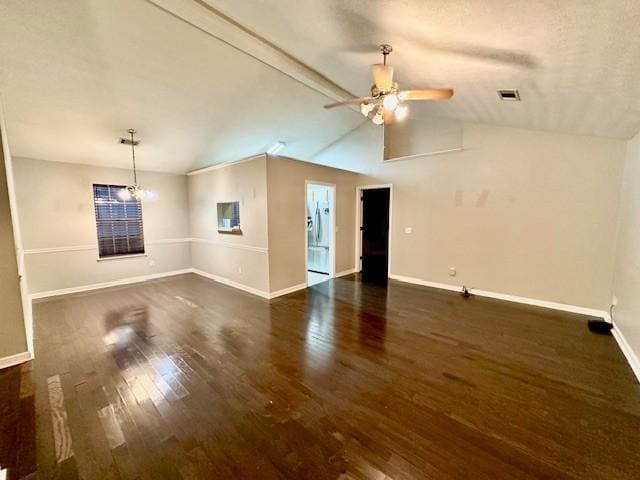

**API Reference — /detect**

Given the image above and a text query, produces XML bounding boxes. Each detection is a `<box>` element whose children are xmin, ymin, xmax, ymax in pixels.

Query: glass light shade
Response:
<box><xmin>360</xmin><ymin>103</ymin><xmax>375</xmax><ymax>116</ymax></box>
<box><xmin>395</xmin><ymin>104</ymin><xmax>409</xmax><ymax>121</ymax></box>
<box><xmin>119</xmin><ymin>185</ymin><xmax>149</xmax><ymax>201</ymax></box>
<box><xmin>118</xmin><ymin>188</ymin><xmax>132</xmax><ymax>201</ymax></box>
<box><xmin>372</xmin><ymin>109</ymin><xmax>384</xmax><ymax>125</ymax></box>
<box><xmin>131</xmin><ymin>185</ymin><xmax>147</xmax><ymax>200</ymax></box>
<box><xmin>382</xmin><ymin>94</ymin><xmax>399</xmax><ymax>111</ymax></box>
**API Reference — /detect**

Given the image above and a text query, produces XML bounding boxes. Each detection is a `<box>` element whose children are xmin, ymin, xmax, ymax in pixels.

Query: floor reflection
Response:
<box><xmin>303</xmin><ymin>288</ymin><xmax>336</xmax><ymax>372</ymax></box>
<box><xmin>102</xmin><ymin>305</ymin><xmax>150</xmax><ymax>353</ymax></box>
<box><xmin>357</xmin><ymin>310</ymin><xmax>387</xmax><ymax>352</ymax></box>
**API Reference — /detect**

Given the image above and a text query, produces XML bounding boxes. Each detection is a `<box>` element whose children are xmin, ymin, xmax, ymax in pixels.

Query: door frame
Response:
<box><xmin>305</xmin><ymin>180</ymin><xmax>336</xmax><ymax>285</ymax></box>
<box><xmin>355</xmin><ymin>184</ymin><xmax>393</xmax><ymax>277</ymax></box>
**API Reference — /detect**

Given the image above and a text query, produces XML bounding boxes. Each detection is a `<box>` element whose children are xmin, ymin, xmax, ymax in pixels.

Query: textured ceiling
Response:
<box><xmin>0</xmin><ymin>0</ymin><xmax>363</xmax><ymax>173</ymax></box>
<box><xmin>205</xmin><ymin>0</ymin><xmax>640</xmax><ymax>139</ymax></box>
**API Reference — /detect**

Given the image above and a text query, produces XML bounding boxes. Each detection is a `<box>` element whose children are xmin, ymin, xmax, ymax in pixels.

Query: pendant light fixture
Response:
<box><xmin>119</xmin><ymin>129</ymin><xmax>148</xmax><ymax>201</ymax></box>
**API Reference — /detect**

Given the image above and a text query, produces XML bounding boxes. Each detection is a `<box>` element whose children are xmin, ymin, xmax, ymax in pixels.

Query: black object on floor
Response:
<box><xmin>588</xmin><ymin>319</ymin><xmax>613</xmax><ymax>334</ymax></box>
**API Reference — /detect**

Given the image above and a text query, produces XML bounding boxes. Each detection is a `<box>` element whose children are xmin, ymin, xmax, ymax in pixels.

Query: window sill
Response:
<box><xmin>97</xmin><ymin>253</ymin><xmax>147</xmax><ymax>262</ymax></box>
<box><xmin>217</xmin><ymin>228</ymin><xmax>242</xmax><ymax>235</ymax></box>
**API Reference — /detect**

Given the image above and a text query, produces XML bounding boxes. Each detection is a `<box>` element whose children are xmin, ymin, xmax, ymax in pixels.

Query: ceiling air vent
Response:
<box><xmin>498</xmin><ymin>89</ymin><xmax>520</xmax><ymax>101</ymax></box>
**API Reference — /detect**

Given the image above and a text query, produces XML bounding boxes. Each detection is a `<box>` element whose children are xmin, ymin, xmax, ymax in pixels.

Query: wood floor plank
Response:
<box><xmin>46</xmin><ymin>374</ymin><xmax>74</xmax><ymax>464</ymax></box>
<box><xmin>97</xmin><ymin>405</ymin><xmax>126</xmax><ymax>450</ymax></box>
<box><xmin>2</xmin><ymin>273</ymin><xmax>640</xmax><ymax>479</ymax></box>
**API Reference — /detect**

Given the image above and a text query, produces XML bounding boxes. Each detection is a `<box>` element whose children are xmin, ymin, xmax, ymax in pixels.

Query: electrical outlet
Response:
<box><xmin>149</xmin><ymin>259</ymin><xmax>155</xmax><ymax>267</ymax></box>
<box><xmin>238</xmin><ymin>266</ymin><xmax>242</xmax><ymax>274</ymax></box>
<box><xmin>449</xmin><ymin>267</ymin><xmax>456</xmax><ymax>277</ymax></box>
<box><xmin>612</xmin><ymin>295</ymin><xmax>618</xmax><ymax>306</ymax></box>
<box><xmin>404</xmin><ymin>227</ymin><xmax>412</xmax><ymax>234</ymax></box>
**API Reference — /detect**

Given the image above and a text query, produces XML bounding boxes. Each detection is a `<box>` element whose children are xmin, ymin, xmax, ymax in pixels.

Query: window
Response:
<box><xmin>217</xmin><ymin>201</ymin><xmax>241</xmax><ymax>233</ymax></box>
<box><xmin>93</xmin><ymin>184</ymin><xmax>145</xmax><ymax>258</ymax></box>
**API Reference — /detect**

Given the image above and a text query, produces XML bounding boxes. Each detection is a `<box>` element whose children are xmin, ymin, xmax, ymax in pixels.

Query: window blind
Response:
<box><xmin>93</xmin><ymin>184</ymin><xmax>145</xmax><ymax>258</ymax></box>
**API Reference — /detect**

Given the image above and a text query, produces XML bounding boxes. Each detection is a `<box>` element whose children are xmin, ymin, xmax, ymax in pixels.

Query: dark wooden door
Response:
<box><xmin>361</xmin><ymin>188</ymin><xmax>390</xmax><ymax>284</ymax></box>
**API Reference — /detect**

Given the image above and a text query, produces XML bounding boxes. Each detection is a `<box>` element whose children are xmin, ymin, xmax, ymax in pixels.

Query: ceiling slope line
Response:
<box><xmin>144</xmin><ymin>0</ymin><xmax>357</xmax><ymax>104</ymax></box>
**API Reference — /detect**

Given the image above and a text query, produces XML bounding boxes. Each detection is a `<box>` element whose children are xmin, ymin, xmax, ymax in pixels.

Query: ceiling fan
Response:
<box><xmin>324</xmin><ymin>44</ymin><xmax>454</xmax><ymax>125</ymax></box>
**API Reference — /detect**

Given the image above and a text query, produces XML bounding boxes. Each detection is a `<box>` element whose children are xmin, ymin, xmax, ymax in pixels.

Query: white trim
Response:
<box><xmin>384</xmin><ymin>147</ymin><xmax>464</xmax><ymax>163</ymax></box>
<box><xmin>190</xmin><ymin>237</ymin><xmax>268</xmax><ymax>253</ymax></box>
<box><xmin>0</xmin><ymin>96</ymin><xmax>33</xmax><ymax>357</ymax></box>
<box><xmin>96</xmin><ymin>253</ymin><xmax>148</xmax><ymax>262</ymax></box>
<box><xmin>30</xmin><ymin>269</ymin><xmax>193</xmax><ymax>300</ymax></box>
<box><xmin>390</xmin><ymin>273</ymin><xmax>640</xmax><ymax>382</ymax></box>
<box><xmin>24</xmin><ymin>237</ymin><xmax>192</xmax><ymax>255</ymax></box>
<box><xmin>612</xmin><ymin>326</ymin><xmax>640</xmax><ymax>383</ymax></box>
<box><xmin>335</xmin><ymin>268</ymin><xmax>357</xmax><ymax>278</ymax></box>
<box><xmin>149</xmin><ymin>237</ymin><xmax>192</xmax><ymax>246</ymax></box>
<box><xmin>305</xmin><ymin>181</ymin><xmax>337</xmax><ymax>286</ymax></box>
<box><xmin>191</xmin><ymin>268</ymin><xmax>270</xmax><ymax>298</ymax></box>
<box><xmin>270</xmin><ymin>282</ymin><xmax>307</xmax><ymax>299</ymax></box>
<box><xmin>186</xmin><ymin>154</ymin><xmax>266</xmax><ymax>176</ymax></box>
<box><xmin>388</xmin><ymin>273</ymin><xmax>609</xmax><ymax>319</ymax></box>
<box><xmin>356</xmin><ymin>184</ymin><xmax>393</xmax><ymax>275</ymax></box>
<box><xmin>0</xmin><ymin>351</ymin><xmax>32</xmax><ymax>370</ymax></box>
<box><xmin>24</xmin><ymin>245</ymin><xmax>96</xmax><ymax>255</ymax></box>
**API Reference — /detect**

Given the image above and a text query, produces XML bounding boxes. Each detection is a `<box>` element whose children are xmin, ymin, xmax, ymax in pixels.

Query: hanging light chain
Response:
<box><xmin>128</xmin><ymin>128</ymin><xmax>137</xmax><ymax>186</ymax></box>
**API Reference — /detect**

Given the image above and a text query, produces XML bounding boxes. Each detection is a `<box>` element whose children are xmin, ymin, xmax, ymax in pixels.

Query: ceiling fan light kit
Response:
<box><xmin>324</xmin><ymin>44</ymin><xmax>454</xmax><ymax>125</ymax></box>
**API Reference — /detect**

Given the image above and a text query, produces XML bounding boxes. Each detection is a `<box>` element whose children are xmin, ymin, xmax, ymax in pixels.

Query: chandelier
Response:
<box><xmin>119</xmin><ymin>129</ymin><xmax>149</xmax><ymax>201</ymax></box>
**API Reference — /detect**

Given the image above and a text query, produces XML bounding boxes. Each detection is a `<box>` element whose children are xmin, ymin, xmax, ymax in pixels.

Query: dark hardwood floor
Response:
<box><xmin>2</xmin><ymin>273</ymin><xmax>640</xmax><ymax>479</ymax></box>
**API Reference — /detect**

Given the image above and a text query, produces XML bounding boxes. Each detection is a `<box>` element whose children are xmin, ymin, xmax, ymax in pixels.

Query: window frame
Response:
<box><xmin>92</xmin><ymin>183</ymin><xmax>146</xmax><ymax>260</ymax></box>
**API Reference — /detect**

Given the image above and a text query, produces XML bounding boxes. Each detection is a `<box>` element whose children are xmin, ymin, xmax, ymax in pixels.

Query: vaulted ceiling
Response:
<box><xmin>1</xmin><ymin>0</ymin><xmax>639</xmax><ymax>173</ymax></box>
<box><xmin>0</xmin><ymin>0</ymin><xmax>364</xmax><ymax>173</ymax></box>
<box><xmin>207</xmin><ymin>0</ymin><xmax>640</xmax><ymax>140</ymax></box>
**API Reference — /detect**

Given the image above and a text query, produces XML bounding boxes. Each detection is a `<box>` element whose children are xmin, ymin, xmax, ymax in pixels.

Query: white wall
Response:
<box><xmin>611</xmin><ymin>132</ymin><xmax>640</xmax><ymax>376</ymax></box>
<box><xmin>267</xmin><ymin>156</ymin><xmax>359</xmax><ymax>292</ymax></box>
<box><xmin>188</xmin><ymin>155</ymin><xmax>271</xmax><ymax>295</ymax></box>
<box><xmin>13</xmin><ymin>157</ymin><xmax>191</xmax><ymax>294</ymax></box>
<box><xmin>314</xmin><ymin>121</ymin><xmax>626</xmax><ymax>311</ymax></box>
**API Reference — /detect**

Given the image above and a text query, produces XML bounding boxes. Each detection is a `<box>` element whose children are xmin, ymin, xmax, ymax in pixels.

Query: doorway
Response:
<box><xmin>306</xmin><ymin>182</ymin><xmax>336</xmax><ymax>286</ymax></box>
<box><xmin>357</xmin><ymin>186</ymin><xmax>391</xmax><ymax>284</ymax></box>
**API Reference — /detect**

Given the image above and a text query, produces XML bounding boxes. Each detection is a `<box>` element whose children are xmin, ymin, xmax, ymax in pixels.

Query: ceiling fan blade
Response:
<box><xmin>371</xmin><ymin>64</ymin><xmax>394</xmax><ymax>91</ymax></box>
<box><xmin>399</xmin><ymin>88</ymin><xmax>454</xmax><ymax>101</ymax></box>
<box><xmin>323</xmin><ymin>97</ymin><xmax>375</xmax><ymax>109</ymax></box>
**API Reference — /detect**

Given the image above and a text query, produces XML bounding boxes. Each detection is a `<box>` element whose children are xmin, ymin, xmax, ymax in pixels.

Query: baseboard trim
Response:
<box><xmin>612</xmin><ymin>326</ymin><xmax>640</xmax><ymax>383</ymax></box>
<box><xmin>191</xmin><ymin>269</ymin><xmax>271</xmax><ymax>299</ymax></box>
<box><xmin>30</xmin><ymin>269</ymin><xmax>193</xmax><ymax>300</ymax></box>
<box><xmin>270</xmin><ymin>283</ymin><xmax>307</xmax><ymax>299</ymax></box>
<box><xmin>30</xmin><ymin>266</ymin><xmax>311</xmax><ymax>303</ymax></box>
<box><xmin>335</xmin><ymin>268</ymin><xmax>357</xmax><ymax>278</ymax></box>
<box><xmin>388</xmin><ymin>274</ymin><xmax>609</xmax><ymax>319</ymax></box>
<box><xmin>0</xmin><ymin>351</ymin><xmax>32</xmax><ymax>370</ymax></box>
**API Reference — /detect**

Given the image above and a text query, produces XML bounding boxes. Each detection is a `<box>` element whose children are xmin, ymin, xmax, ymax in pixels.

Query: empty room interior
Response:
<box><xmin>1</xmin><ymin>1</ymin><xmax>640</xmax><ymax>478</ymax></box>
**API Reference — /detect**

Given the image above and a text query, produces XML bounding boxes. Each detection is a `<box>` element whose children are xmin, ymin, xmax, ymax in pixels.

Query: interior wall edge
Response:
<box><xmin>30</xmin><ymin>268</ymin><xmax>193</xmax><ymax>300</ymax></box>
<box><xmin>612</xmin><ymin>326</ymin><xmax>640</xmax><ymax>383</ymax></box>
<box><xmin>191</xmin><ymin>268</ymin><xmax>270</xmax><ymax>299</ymax></box>
<box><xmin>269</xmin><ymin>282</ymin><xmax>308</xmax><ymax>299</ymax></box>
<box><xmin>0</xmin><ymin>350</ymin><xmax>32</xmax><ymax>370</ymax></box>
<box><xmin>335</xmin><ymin>268</ymin><xmax>357</xmax><ymax>278</ymax></box>
<box><xmin>0</xmin><ymin>96</ymin><xmax>30</xmax><ymax>358</ymax></box>
<box><xmin>389</xmin><ymin>273</ymin><xmax>609</xmax><ymax>320</ymax></box>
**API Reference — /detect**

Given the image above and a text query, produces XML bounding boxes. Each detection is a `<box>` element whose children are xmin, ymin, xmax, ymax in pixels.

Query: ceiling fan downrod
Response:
<box><xmin>380</xmin><ymin>44</ymin><xmax>393</xmax><ymax>65</ymax></box>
